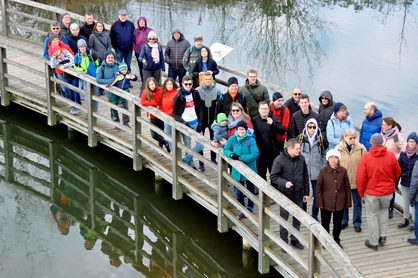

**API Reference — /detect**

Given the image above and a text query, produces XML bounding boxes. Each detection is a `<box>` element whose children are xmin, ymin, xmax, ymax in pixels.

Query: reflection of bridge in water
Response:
<box><xmin>0</xmin><ymin>116</ymin><xmax>231</xmax><ymax>276</ymax></box>
<box><xmin>2</xmin><ymin>0</ymin><xmax>417</xmax><ymax>277</ymax></box>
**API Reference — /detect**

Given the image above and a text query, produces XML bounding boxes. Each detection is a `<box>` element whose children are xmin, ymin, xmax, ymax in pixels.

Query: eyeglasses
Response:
<box><xmin>231</xmin><ymin>109</ymin><xmax>240</xmax><ymax>112</ymax></box>
<box><xmin>52</xmin><ymin>27</ymin><xmax>60</xmax><ymax>30</ymax></box>
<box><xmin>293</xmin><ymin>93</ymin><xmax>301</xmax><ymax>96</ymax></box>
<box><xmin>321</xmin><ymin>97</ymin><xmax>327</xmax><ymax>99</ymax></box>
<box><xmin>347</xmin><ymin>137</ymin><xmax>356</xmax><ymax>140</ymax></box>
<box><xmin>307</xmin><ymin>126</ymin><xmax>316</xmax><ymax>129</ymax></box>
<box><xmin>148</xmin><ymin>38</ymin><xmax>157</xmax><ymax>41</ymax></box>
<box><xmin>248</xmin><ymin>75</ymin><xmax>257</xmax><ymax>78</ymax></box>
<box><xmin>183</xmin><ymin>83</ymin><xmax>193</xmax><ymax>86</ymax></box>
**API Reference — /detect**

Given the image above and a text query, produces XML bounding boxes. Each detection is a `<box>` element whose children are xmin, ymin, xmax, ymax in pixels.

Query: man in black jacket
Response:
<box><xmin>270</xmin><ymin>138</ymin><xmax>309</xmax><ymax>250</ymax></box>
<box><xmin>165</xmin><ymin>28</ymin><xmax>191</xmax><ymax>86</ymax></box>
<box><xmin>288</xmin><ymin>94</ymin><xmax>318</xmax><ymax>139</ymax></box>
<box><xmin>252</xmin><ymin>101</ymin><xmax>285</xmax><ymax>181</ymax></box>
<box><xmin>172</xmin><ymin>75</ymin><xmax>203</xmax><ymax>169</ymax></box>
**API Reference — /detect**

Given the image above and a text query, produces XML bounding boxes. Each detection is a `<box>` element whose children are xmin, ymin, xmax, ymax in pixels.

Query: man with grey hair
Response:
<box><xmin>183</xmin><ymin>34</ymin><xmax>208</xmax><ymax>88</ymax></box>
<box><xmin>110</xmin><ymin>9</ymin><xmax>135</xmax><ymax>72</ymax></box>
<box><xmin>165</xmin><ymin>28</ymin><xmax>191</xmax><ymax>85</ymax></box>
<box><xmin>359</xmin><ymin>102</ymin><xmax>383</xmax><ymax>151</ymax></box>
<box><xmin>66</xmin><ymin>23</ymin><xmax>88</xmax><ymax>54</ymax></box>
<box><xmin>43</xmin><ymin>21</ymin><xmax>69</xmax><ymax>60</ymax></box>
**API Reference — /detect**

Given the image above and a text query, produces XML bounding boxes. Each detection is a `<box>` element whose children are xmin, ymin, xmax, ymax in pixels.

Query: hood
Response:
<box><xmin>366</xmin><ymin>109</ymin><xmax>383</xmax><ymax>121</ymax></box>
<box><xmin>171</xmin><ymin>27</ymin><xmax>185</xmax><ymax>41</ymax></box>
<box><xmin>369</xmin><ymin>145</ymin><xmax>388</xmax><ymax>157</ymax></box>
<box><xmin>318</xmin><ymin>90</ymin><xmax>333</xmax><ymax>103</ymax></box>
<box><xmin>137</xmin><ymin>16</ymin><xmax>148</xmax><ymax>28</ymax></box>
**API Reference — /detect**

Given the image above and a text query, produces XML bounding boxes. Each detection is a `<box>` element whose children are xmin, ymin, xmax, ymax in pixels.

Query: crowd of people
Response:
<box><xmin>43</xmin><ymin>10</ymin><xmax>418</xmax><ymax>253</ymax></box>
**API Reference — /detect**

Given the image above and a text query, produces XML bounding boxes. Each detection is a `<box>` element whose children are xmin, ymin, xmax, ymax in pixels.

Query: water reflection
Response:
<box><xmin>0</xmin><ymin>109</ymin><xmax>276</xmax><ymax>277</ymax></box>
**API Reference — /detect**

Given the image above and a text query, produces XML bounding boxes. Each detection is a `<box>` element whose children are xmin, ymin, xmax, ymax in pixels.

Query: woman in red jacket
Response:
<box><xmin>316</xmin><ymin>149</ymin><xmax>352</xmax><ymax>249</ymax></box>
<box><xmin>159</xmin><ymin>78</ymin><xmax>179</xmax><ymax>151</ymax></box>
<box><xmin>141</xmin><ymin>77</ymin><xmax>170</xmax><ymax>153</ymax></box>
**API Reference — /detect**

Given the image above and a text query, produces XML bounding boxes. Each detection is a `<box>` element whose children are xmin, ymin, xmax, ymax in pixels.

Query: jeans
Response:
<box><xmin>164</xmin><ymin>123</ymin><xmax>173</xmax><ymax>151</ymax></box>
<box><xmin>365</xmin><ymin>193</ymin><xmax>392</xmax><ymax>246</ymax></box>
<box><xmin>68</xmin><ymin>78</ymin><xmax>81</xmax><ymax>105</ymax></box>
<box><xmin>182</xmin><ymin>121</ymin><xmax>203</xmax><ymax>168</ymax></box>
<box><xmin>150</xmin><ymin>119</ymin><xmax>167</xmax><ymax>147</ymax></box>
<box><xmin>55</xmin><ymin>72</ymin><xmax>70</xmax><ymax>99</ymax></box>
<box><xmin>414</xmin><ymin>202</ymin><xmax>418</xmax><ymax>240</ymax></box>
<box><xmin>199</xmin><ymin>125</ymin><xmax>216</xmax><ymax>168</ymax></box>
<box><xmin>115</xmin><ymin>49</ymin><xmax>133</xmax><ymax>72</ymax></box>
<box><xmin>168</xmin><ymin>67</ymin><xmax>187</xmax><ymax>85</ymax></box>
<box><xmin>280</xmin><ymin>199</ymin><xmax>303</xmax><ymax>243</ymax></box>
<box><xmin>311</xmin><ymin>180</ymin><xmax>319</xmax><ymax>221</ymax></box>
<box><xmin>234</xmin><ymin>180</ymin><xmax>255</xmax><ymax>212</ymax></box>
<box><xmin>342</xmin><ymin>189</ymin><xmax>362</xmax><ymax>227</ymax></box>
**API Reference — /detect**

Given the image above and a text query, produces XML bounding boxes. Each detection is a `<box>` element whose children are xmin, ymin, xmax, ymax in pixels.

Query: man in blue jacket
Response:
<box><xmin>109</xmin><ymin>9</ymin><xmax>135</xmax><ymax>72</ymax></box>
<box><xmin>360</xmin><ymin>102</ymin><xmax>383</xmax><ymax>151</ymax></box>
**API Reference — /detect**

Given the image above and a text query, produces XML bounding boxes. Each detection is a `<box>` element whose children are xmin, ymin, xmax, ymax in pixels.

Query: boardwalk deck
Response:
<box><xmin>0</xmin><ymin>2</ymin><xmax>415</xmax><ymax>276</ymax></box>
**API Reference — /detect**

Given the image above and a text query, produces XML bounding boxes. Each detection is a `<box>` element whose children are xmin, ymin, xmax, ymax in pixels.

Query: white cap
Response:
<box><xmin>326</xmin><ymin>149</ymin><xmax>341</xmax><ymax>161</ymax></box>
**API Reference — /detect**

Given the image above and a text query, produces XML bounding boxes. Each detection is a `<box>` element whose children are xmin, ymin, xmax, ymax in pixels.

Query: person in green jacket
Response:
<box><xmin>239</xmin><ymin>69</ymin><xmax>269</xmax><ymax>118</ymax></box>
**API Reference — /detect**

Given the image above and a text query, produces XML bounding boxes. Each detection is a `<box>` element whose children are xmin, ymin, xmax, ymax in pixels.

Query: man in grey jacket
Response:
<box><xmin>165</xmin><ymin>28</ymin><xmax>190</xmax><ymax>86</ymax></box>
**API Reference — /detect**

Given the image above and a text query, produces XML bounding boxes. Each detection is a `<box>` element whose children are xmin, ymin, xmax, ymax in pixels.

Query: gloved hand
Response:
<box><xmin>230</xmin><ymin>153</ymin><xmax>240</xmax><ymax>160</ymax></box>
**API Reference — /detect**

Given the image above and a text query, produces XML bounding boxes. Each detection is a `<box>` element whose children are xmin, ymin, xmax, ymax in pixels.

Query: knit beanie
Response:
<box><xmin>148</xmin><ymin>31</ymin><xmax>158</xmax><ymax>39</ymax></box>
<box><xmin>370</xmin><ymin>133</ymin><xmax>384</xmax><ymax>146</ymax></box>
<box><xmin>172</xmin><ymin>28</ymin><xmax>181</xmax><ymax>34</ymax></box>
<box><xmin>407</xmin><ymin>132</ymin><xmax>418</xmax><ymax>143</ymax></box>
<box><xmin>50</xmin><ymin>44</ymin><xmax>61</xmax><ymax>53</ymax></box>
<box><xmin>194</xmin><ymin>34</ymin><xmax>203</xmax><ymax>42</ymax></box>
<box><xmin>326</xmin><ymin>149</ymin><xmax>341</xmax><ymax>161</ymax></box>
<box><xmin>333</xmin><ymin>102</ymin><xmax>345</xmax><ymax>114</ymax></box>
<box><xmin>49</xmin><ymin>34</ymin><xmax>59</xmax><ymax>41</ymax></box>
<box><xmin>119</xmin><ymin>63</ymin><xmax>128</xmax><ymax>70</ymax></box>
<box><xmin>272</xmin><ymin>92</ymin><xmax>283</xmax><ymax>101</ymax></box>
<box><xmin>77</xmin><ymin>39</ymin><xmax>87</xmax><ymax>48</ymax></box>
<box><xmin>228</xmin><ymin>77</ymin><xmax>238</xmax><ymax>87</ymax></box>
<box><xmin>236</xmin><ymin>121</ymin><xmax>248</xmax><ymax>131</ymax></box>
<box><xmin>104</xmin><ymin>50</ymin><xmax>115</xmax><ymax>59</ymax></box>
<box><xmin>61</xmin><ymin>12</ymin><xmax>70</xmax><ymax>20</ymax></box>
<box><xmin>217</xmin><ymin>113</ymin><xmax>228</xmax><ymax>124</ymax></box>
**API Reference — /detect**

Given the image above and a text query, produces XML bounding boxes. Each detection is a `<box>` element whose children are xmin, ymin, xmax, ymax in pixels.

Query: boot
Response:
<box><xmin>398</xmin><ymin>219</ymin><xmax>409</xmax><ymax>228</ymax></box>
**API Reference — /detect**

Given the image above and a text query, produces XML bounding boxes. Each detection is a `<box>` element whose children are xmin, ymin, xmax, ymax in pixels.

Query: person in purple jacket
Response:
<box><xmin>133</xmin><ymin>16</ymin><xmax>153</xmax><ymax>85</ymax></box>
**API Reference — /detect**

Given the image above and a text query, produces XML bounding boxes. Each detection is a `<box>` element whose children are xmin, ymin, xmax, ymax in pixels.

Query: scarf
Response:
<box><xmin>406</xmin><ymin>145</ymin><xmax>418</xmax><ymax>159</ymax></box>
<box><xmin>382</xmin><ymin>126</ymin><xmax>399</xmax><ymax>139</ymax></box>
<box><xmin>229</xmin><ymin>90</ymin><xmax>238</xmax><ymax>99</ymax></box>
<box><xmin>149</xmin><ymin>43</ymin><xmax>160</xmax><ymax>63</ymax></box>
<box><xmin>334</xmin><ymin>112</ymin><xmax>346</xmax><ymax>121</ymax></box>
<box><xmin>227</xmin><ymin>115</ymin><xmax>243</xmax><ymax>129</ymax></box>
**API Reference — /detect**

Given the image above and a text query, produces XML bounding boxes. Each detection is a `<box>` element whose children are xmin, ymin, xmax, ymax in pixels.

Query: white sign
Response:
<box><xmin>209</xmin><ymin>42</ymin><xmax>233</xmax><ymax>62</ymax></box>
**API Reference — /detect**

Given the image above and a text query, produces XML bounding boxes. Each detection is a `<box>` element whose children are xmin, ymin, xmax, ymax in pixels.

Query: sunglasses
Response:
<box><xmin>293</xmin><ymin>93</ymin><xmax>301</xmax><ymax>96</ymax></box>
<box><xmin>148</xmin><ymin>38</ymin><xmax>157</xmax><ymax>41</ymax></box>
<box><xmin>232</xmin><ymin>109</ymin><xmax>240</xmax><ymax>112</ymax></box>
<box><xmin>347</xmin><ymin>137</ymin><xmax>356</xmax><ymax>140</ymax></box>
<box><xmin>183</xmin><ymin>82</ymin><xmax>193</xmax><ymax>86</ymax></box>
<box><xmin>52</xmin><ymin>27</ymin><xmax>60</xmax><ymax>30</ymax></box>
<box><xmin>307</xmin><ymin>126</ymin><xmax>316</xmax><ymax>129</ymax></box>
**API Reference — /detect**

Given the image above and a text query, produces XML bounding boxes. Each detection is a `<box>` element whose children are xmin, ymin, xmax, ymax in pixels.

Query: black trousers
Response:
<box><xmin>320</xmin><ymin>208</ymin><xmax>344</xmax><ymax>243</ymax></box>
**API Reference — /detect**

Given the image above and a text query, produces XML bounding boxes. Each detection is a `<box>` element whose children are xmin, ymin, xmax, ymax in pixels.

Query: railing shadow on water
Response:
<box><xmin>0</xmin><ymin>119</ymin><xmax>231</xmax><ymax>277</ymax></box>
<box><xmin>0</xmin><ymin>0</ymin><xmax>364</xmax><ymax>277</ymax></box>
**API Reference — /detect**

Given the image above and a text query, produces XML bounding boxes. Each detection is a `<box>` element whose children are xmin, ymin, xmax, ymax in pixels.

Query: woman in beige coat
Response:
<box><xmin>335</xmin><ymin>129</ymin><xmax>367</xmax><ymax>232</ymax></box>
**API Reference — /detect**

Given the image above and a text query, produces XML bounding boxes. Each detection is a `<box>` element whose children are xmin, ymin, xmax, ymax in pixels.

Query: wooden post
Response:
<box><xmin>217</xmin><ymin>156</ymin><xmax>229</xmax><ymax>232</ymax></box>
<box><xmin>88</xmin><ymin>167</ymin><xmax>98</xmax><ymax>232</ymax></box>
<box><xmin>0</xmin><ymin>47</ymin><xmax>10</xmax><ymax>106</ymax></box>
<box><xmin>258</xmin><ymin>191</ymin><xmax>270</xmax><ymax>273</ymax></box>
<box><xmin>48</xmin><ymin>141</ymin><xmax>59</xmax><ymax>202</ymax></box>
<box><xmin>308</xmin><ymin>231</ymin><xmax>321</xmax><ymax>277</ymax></box>
<box><xmin>87</xmin><ymin>82</ymin><xmax>97</xmax><ymax>147</ymax></box>
<box><xmin>132</xmin><ymin>103</ymin><xmax>143</xmax><ymax>170</ymax></box>
<box><xmin>172</xmin><ymin>231</ymin><xmax>184</xmax><ymax>276</ymax></box>
<box><xmin>45</xmin><ymin>63</ymin><xmax>57</xmax><ymax>126</ymax></box>
<box><xmin>2</xmin><ymin>121</ymin><xmax>12</xmax><ymax>181</ymax></box>
<box><xmin>1</xmin><ymin>0</ymin><xmax>10</xmax><ymax>36</ymax></box>
<box><xmin>172</xmin><ymin>125</ymin><xmax>183</xmax><ymax>200</ymax></box>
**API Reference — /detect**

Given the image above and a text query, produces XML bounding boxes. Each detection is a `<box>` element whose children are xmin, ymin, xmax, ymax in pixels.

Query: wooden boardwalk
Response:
<box><xmin>1</xmin><ymin>1</ymin><xmax>417</xmax><ymax>277</ymax></box>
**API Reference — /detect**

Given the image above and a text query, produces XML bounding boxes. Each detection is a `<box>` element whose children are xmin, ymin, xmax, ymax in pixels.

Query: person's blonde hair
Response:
<box><xmin>229</xmin><ymin>102</ymin><xmax>251</xmax><ymax>121</ymax></box>
<box><xmin>340</xmin><ymin>128</ymin><xmax>356</xmax><ymax>141</ymax></box>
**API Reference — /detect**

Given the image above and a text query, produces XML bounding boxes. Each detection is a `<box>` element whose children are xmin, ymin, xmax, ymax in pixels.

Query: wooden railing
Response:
<box><xmin>0</xmin><ymin>0</ymin><xmax>364</xmax><ymax>277</ymax></box>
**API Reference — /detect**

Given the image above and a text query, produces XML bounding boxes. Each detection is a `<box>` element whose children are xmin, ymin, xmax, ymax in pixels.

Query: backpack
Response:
<box><xmin>219</xmin><ymin>93</ymin><xmax>246</xmax><ymax>104</ymax></box>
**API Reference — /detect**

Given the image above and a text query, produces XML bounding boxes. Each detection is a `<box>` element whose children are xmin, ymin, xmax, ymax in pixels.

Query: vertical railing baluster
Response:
<box><xmin>217</xmin><ymin>156</ymin><xmax>229</xmax><ymax>232</ymax></box>
<box><xmin>258</xmin><ymin>191</ymin><xmax>270</xmax><ymax>273</ymax></box>
<box><xmin>0</xmin><ymin>47</ymin><xmax>9</xmax><ymax>106</ymax></box>
<box><xmin>45</xmin><ymin>62</ymin><xmax>57</xmax><ymax>126</ymax></box>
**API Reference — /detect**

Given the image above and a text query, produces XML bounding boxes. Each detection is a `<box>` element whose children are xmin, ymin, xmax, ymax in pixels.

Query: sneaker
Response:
<box><xmin>354</xmin><ymin>226</ymin><xmax>362</xmax><ymax>233</ymax></box>
<box><xmin>365</xmin><ymin>240</ymin><xmax>378</xmax><ymax>251</ymax></box>
<box><xmin>407</xmin><ymin>238</ymin><xmax>418</xmax><ymax>245</ymax></box>
<box><xmin>198</xmin><ymin>165</ymin><xmax>205</xmax><ymax>172</ymax></box>
<box><xmin>164</xmin><ymin>143</ymin><xmax>171</xmax><ymax>153</ymax></box>
<box><xmin>378</xmin><ymin>237</ymin><xmax>386</xmax><ymax>244</ymax></box>
<box><xmin>388</xmin><ymin>209</ymin><xmax>393</xmax><ymax>219</ymax></box>
<box><xmin>70</xmin><ymin>108</ymin><xmax>81</xmax><ymax>115</ymax></box>
<box><xmin>290</xmin><ymin>240</ymin><xmax>304</xmax><ymax>250</ymax></box>
<box><xmin>111</xmin><ymin>116</ymin><xmax>119</xmax><ymax>122</ymax></box>
<box><xmin>117</xmin><ymin>101</ymin><xmax>125</xmax><ymax>108</ymax></box>
<box><xmin>409</xmin><ymin>225</ymin><xmax>415</xmax><ymax>231</ymax></box>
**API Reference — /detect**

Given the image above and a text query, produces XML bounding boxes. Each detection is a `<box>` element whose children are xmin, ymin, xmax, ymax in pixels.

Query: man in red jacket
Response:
<box><xmin>356</xmin><ymin>133</ymin><xmax>401</xmax><ymax>251</ymax></box>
